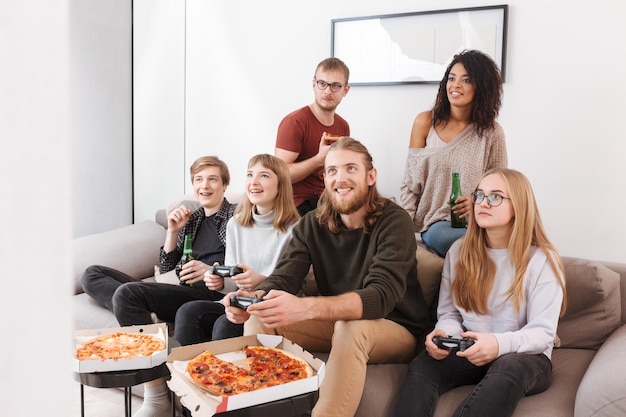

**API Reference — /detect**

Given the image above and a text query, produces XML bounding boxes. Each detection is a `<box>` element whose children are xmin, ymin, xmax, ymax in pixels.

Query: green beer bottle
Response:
<box><xmin>450</xmin><ymin>173</ymin><xmax>466</xmax><ymax>228</ymax></box>
<box><xmin>180</xmin><ymin>235</ymin><xmax>194</xmax><ymax>286</ymax></box>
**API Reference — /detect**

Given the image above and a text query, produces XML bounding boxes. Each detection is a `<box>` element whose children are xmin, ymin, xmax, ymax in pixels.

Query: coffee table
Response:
<box><xmin>74</xmin><ymin>362</ymin><xmax>173</xmax><ymax>417</ymax></box>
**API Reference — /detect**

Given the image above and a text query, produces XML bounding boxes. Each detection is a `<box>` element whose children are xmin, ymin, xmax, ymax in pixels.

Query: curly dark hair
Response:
<box><xmin>432</xmin><ymin>50</ymin><xmax>503</xmax><ymax>137</ymax></box>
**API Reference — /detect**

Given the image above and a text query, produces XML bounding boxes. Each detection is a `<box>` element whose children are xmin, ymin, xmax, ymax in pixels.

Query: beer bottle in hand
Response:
<box><xmin>179</xmin><ymin>235</ymin><xmax>194</xmax><ymax>286</ymax></box>
<box><xmin>450</xmin><ymin>173</ymin><xmax>466</xmax><ymax>228</ymax></box>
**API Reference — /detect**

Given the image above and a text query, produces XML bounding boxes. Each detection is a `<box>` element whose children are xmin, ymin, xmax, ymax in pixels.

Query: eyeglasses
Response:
<box><xmin>471</xmin><ymin>191</ymin><xmax>511</xmax><ymax>207</ymax></box>
<box><xmin>314</xmin><ymin>79</ymin><xmax>345</xmax><ymax>92</ymax></box>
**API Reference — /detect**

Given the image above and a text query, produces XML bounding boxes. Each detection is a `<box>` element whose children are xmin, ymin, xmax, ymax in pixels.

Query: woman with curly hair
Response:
<box><xmin>392</xmin><ymin>168</ymin><xmax>566</xmax><ymax>417</ymax></box>
<box><xmin>400</xmin><ymin>49</ymin><xmax>508</xmax><ymax>257</ymax></box>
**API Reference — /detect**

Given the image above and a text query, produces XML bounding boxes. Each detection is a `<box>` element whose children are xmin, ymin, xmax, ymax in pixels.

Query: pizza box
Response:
<box><xmin>166</xmin><ymin>334</ymin><xmax>325</xmax><ymax>417</ymax></box>
<box><xmin>73</xmin><ymin>323</ymin><xmax>168</xmax><ymax>373</ymax></box>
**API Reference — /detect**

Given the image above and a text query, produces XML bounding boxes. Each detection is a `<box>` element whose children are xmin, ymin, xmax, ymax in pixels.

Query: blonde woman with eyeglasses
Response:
<box><xmin>392</xmin><ymin>168</ymin><xmax>567</xmax><ymax>417</ymax></box>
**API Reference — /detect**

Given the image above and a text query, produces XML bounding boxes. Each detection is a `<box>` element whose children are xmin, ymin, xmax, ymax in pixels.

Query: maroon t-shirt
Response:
<box><xmin>275</xmin><ymin>106</ymin><xmax>350</xmax><ymax>206</ymax></box>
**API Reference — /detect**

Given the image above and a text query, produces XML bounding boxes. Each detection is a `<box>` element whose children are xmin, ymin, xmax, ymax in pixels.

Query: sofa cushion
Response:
<box><xmin>73</xmin><ymin>293</ymin><xmax>119</xmax><ymax>330</ymax></box>
<box><xmin>575</xmin><ymin>324</ymin><xmax>626</xmax><ymax>417</ymax></box>
<box><xmin>416</xmin><ymin>244</ymin><xmax>444</xmax><ymax>307</ymax></box>
<box><xmin>432</xmin><ymin>348</ymin><xmax>596</xmax><ymax>417</ymax></box>
<box><xmin>557</xmin><ymin>257</ymin><xmax>621</xmax><ymax>349</ymax></box>
<box><xmin>72</xmin><ymin>220</ymin><xmax>166</xmax><ymax>294</ymax></box>
<box><xmin>154</xmin><ymin>269</ymin><xmax>180</xmax><ymax>285</ymax></box>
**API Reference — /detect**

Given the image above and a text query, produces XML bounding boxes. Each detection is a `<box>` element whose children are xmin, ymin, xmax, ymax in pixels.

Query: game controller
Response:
<box><xmin>229</xmin><ymin>295</ymin><xmax>264</xmax><ymax>310</ymax></box>
<box><xmin>209</xmin><ymin>265</ymin><xmax>244</xmax><ymax>277</ymax></box>
<box><xmin>432</xmin><ymin>336</ymin><xmax>476</xmax><ymax>352</ymax></box>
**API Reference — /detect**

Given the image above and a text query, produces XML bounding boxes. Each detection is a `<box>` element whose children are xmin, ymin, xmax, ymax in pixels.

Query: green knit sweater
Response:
<box><xmin>255</xmin><ymin>200</ymin><xmax>430</xmax><ymax>339</ymax></box>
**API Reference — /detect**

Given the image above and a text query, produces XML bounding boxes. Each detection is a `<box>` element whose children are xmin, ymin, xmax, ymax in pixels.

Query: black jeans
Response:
<box><xmin>391</xmin><ymin>351</ymin><xmax>553</xmax><ymax>417</ymax></box>
<box><xmin>173</xmin><ymin>300</ymin><xmax>243</xmax><ymax>345</ymax></box>
<box><xmin>80</xmin><ymin>265</ymin><xmax>223</xmax><ymax>326</ymax></box>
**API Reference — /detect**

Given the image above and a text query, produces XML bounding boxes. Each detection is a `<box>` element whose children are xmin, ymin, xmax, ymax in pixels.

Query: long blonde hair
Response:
<box><xmin>452</xmin><ymin>168</ymin><xmax>567</xmax><ymax>316</ymax></box>
<box><xmin>234</xmin><ymin>154</ymin><xmax>299</xmax><ymax>232</ymax></box>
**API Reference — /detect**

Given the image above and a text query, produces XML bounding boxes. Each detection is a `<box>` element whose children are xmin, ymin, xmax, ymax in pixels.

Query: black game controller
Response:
<box><xmin>432</xmin><ymin>336</ymin><xmax>476</xmax><ymax>352</ymax></box>
<box><xmin>209</xmin><ymin>265</ymin><xmax>244</xmax><ymax>277</ymax></box>
<box><xmin>229</xmin><ymin>295</ymin><xmax>264</xmax><ymax>310</ymax></box>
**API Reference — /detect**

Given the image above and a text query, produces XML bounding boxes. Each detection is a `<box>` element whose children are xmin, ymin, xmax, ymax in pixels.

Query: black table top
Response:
<box><xmin>74</xmin><ymin>362</ymin><xmax>170</xmax><ymax>388</ymax></box>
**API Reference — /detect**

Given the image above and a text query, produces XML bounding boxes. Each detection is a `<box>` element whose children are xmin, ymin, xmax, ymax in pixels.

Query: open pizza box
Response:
<box><xmin>73</xmin><ymin>323</ymin><xmax>168</xmax><ymax>373</ymax></box>
<box><xmin>167</xmin><ymin>334</ymin><xmax>325</xmax><ymax>416</ymax></box>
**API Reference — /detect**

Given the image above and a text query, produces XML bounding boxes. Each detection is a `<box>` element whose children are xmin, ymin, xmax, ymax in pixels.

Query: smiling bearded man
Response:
<box><xmin>323</xmin><ymin>147</ymin><xmax>371</xmax><ymax>216</ymax></box>
<box><xmin>221</xmin><ymin>137</ymin><xmax>431</xmax><ymax>417</ymax></box>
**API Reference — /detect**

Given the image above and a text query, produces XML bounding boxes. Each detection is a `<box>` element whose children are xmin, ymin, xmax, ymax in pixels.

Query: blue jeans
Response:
<box><xmin>421</xmin><ymin>221</ymin><xmax>467</xmax><ymax>257</ymax></box>
<box><xmin>81</xmin><ymin>265</ymin><xmax>223</xmax><ymax>326</ymax></box>
<box><xmin>174</xmin><ymin>300</ymin><xmax>242</xmax><ymax>345</ymax></box>
<box><xmin>391</xmin><ymin>351</ymin><xmax>553</xmax><ymax>417</ymax></box>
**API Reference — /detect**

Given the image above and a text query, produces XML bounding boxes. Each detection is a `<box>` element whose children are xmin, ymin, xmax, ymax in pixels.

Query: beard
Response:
<box><xmin>315</xmin><ymin>96</ymin><xmax>339</xmax><ymax>112</ymax></box>
<box><xmin>328</xmin><ymin>185</ymin><xmax>369</xmax><ymax>214</ymax></box>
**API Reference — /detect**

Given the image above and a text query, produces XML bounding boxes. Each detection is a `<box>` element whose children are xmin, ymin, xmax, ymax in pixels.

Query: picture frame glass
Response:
<box><xmin>331</xmin><ymin>6</ymin><xmax>507</xmax><ymax>85</ymax></box>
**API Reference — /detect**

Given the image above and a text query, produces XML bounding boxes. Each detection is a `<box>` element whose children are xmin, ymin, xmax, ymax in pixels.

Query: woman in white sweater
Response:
<box><xmin>174</xmin><ymin>154</ymin><xmax>299</xmax><ymax>345</ymax></box>
<box><xmin>392</xmin><ymin>168</ymin><xmax>567</xmax><ymax>417</ymax></box>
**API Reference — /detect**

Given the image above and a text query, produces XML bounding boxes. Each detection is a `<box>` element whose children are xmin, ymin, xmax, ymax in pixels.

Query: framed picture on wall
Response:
<box><xmin>331</xmin><ymin>5</ymin><xmax>508</xmax><ymax>86</ymax></box>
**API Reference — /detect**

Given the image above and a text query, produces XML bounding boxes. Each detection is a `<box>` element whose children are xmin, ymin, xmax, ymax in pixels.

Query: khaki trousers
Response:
<box><xmin>244</xmin><ymin>317</ymin><xmax>416</xmax><ymax>417</ymax></box>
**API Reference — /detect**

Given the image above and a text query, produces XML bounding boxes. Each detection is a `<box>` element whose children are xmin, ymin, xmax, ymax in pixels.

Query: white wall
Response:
<box><xmin>137</xmin><ymin>0</ymin><xmax>626</xmax><ymax>263</ymax></box>
<box><xmin>0</xmin><ymin>1</ymin><xmax>74</xmax><ymax>415</ymax></box>
<box><xmin>134</xmin><ymin>0</ymin><xmax>187</xmax><ymax>222</ymax></box>
<box><xmin>70</xmin><ymin>0</ymin><xmax>133</xmax><ymax>237</ymax></box>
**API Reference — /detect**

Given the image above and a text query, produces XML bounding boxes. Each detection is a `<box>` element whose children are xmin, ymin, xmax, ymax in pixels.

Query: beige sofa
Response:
<box><xmin>72</xmin><ymin>195</ymin><xmax>626</xmax><ymax>417</ymax></box>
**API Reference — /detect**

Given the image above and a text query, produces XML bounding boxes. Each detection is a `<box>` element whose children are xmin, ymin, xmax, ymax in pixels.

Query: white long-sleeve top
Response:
<box><xmin>436</xmin><ymin>240</ymin><xmax>563</xmax><ymax>359</ymax></box>
<box><xmin>220</xmin><ymin>210</ymin><xmax>297</xmax><ymax>294</ymax></box>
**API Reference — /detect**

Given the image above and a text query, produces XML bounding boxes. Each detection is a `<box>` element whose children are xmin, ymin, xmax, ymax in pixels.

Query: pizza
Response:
<box><xmin>185</xmin><ymin>345</ymin><xmax>314</xmax><ymax>396</ymax></box>
<box><xmin>75</xmin><ymin>332</ymin><xmax>166</xmax><ymax>361</ymax></box>
<box><xmin>323</xmin><ymin>132</ymin><xmax>343</xmax><ymax>145</ymax></box>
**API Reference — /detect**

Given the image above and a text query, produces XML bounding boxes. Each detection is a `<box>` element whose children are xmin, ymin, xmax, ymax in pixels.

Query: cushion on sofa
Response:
<box><xmin>73</xmin><ymin>293</ymin><xmax>120</xmax><ymax>330</ymax></box>
<box><xmin>574</xmin><ymin>324</ymin><xmax>626</xmax><ymax>417</ymax></box>
<box><xmin>416</xmin><ymin>244</ymin><xmax>444</xmax><ymax>307</ymax></box>
<box><xmin>432</xmin><ymin>348</ymin><xmax>596</xmax><ymax>417</ymax></box>
<box><xmin>72</xmin><ymin>220</ymin><xmax>166</xmax><ymax>294</ymax></box>
<box><xmin>557</xmin><ymin>257</ymin><xmax>621</xmax><ymax>349</ymax></box>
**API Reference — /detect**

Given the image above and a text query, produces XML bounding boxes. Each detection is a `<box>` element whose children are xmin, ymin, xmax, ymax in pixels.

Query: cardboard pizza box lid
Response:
<box><xmin>73</xmin><ymin>323</ymin><xmax>168</xmax><ymax>373</ymax></box>
<box><xmin>166</xmin><ymin>334</ymin><xmax>325</xmax><ymax>416</ymax></box>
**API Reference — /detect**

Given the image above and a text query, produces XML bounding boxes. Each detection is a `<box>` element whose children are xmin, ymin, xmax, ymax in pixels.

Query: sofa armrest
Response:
<box><xmin>574</xmin><ymin>324</ymin><xmax>626</xmax><ymax>417</ymax></box>
<box><xmin>72</xmin><ymin>220</ymin><xmax>166</xmax><ymax>294</ymax></box>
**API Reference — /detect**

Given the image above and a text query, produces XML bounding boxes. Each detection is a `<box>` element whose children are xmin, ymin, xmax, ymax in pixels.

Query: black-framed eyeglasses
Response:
<box><xmin>471</xmin><ymin>191</ymin><xmax>511</xmax><ymax>207</ymax></box>
<box><xmin>314</xmin><ymin>79</ymin><xmax>345</xmax><ymax>92</ymax></box>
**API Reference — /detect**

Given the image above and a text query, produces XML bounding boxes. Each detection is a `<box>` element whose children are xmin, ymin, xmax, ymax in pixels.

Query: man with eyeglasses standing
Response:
<box><xmin>275</xmin><ymin>57</ymin><xmax>351</xmax><ymax>216</ymax></box>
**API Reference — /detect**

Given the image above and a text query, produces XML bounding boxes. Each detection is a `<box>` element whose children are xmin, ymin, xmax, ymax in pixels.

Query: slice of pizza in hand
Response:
<box><xmin>323</xmin><ymin>132</ymin><xmax>343</xmax><ymax>145</ymax></box>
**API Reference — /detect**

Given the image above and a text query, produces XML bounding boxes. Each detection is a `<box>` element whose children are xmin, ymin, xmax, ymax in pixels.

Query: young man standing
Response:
<box><xmin>275</xmin><ymin>57</ymin><xmax>351</xmax><ymax>215</ymax></box>
<box><xmin>225</xmin><ymin>138</ymin><xmax>430</xmax><ymax>417</ymax></box>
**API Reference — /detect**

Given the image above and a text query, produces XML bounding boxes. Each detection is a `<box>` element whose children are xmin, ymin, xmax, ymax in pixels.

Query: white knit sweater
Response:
<box><xmin>221</xmin><ymin>209</ymin><xmax>297</xmax><ymax>293</ymax></box>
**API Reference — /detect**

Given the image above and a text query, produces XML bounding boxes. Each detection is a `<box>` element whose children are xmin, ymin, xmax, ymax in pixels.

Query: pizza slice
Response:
<box><xmin>185</xmin><ymin>346</ymin><xmax>314</xmax><ymax>396</ymax></box>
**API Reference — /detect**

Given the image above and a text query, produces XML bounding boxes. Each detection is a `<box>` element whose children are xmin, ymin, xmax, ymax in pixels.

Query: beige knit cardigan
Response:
<box><xmin>400</xmin><ymin>123</ymin><xmax>507</xmax><ymax>233</ymax></box>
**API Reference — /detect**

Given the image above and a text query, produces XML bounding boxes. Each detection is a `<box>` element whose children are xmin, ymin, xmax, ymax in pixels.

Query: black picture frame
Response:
<box><xmin>331</xmin><ymin>5</ymin><xmax>508</xmax><ymax>86</ymax></box>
